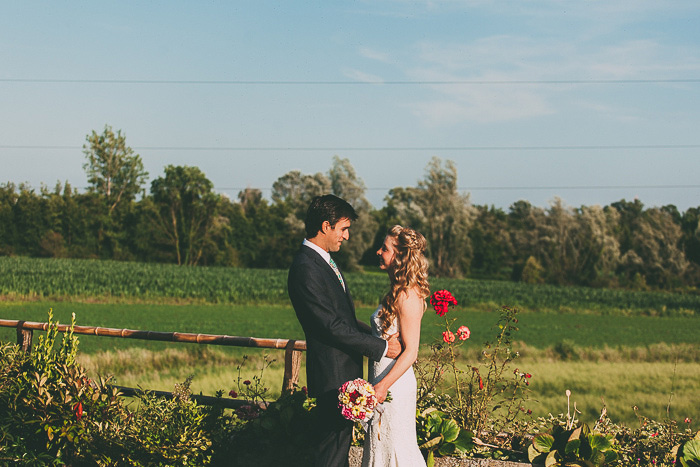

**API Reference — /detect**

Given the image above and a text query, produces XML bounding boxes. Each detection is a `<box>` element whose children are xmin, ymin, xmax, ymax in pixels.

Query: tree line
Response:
<box><xmin>1</xmin><ymin>125</ymin><xmax>699</xmax><ymax>291</ymax></box>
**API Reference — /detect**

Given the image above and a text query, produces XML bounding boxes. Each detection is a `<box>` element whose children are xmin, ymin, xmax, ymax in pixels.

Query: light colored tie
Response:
<box><xmin>328</xmin><ymin>258</ymin><xmax>346</xmax><ymax>290</ymax></box>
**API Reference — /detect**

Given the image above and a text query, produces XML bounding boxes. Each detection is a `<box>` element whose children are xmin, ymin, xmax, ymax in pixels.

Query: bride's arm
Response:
<box><xmin>373</xmin><ymin>289</ymin><xmax>423</xmax><ymax>403</ymax></box>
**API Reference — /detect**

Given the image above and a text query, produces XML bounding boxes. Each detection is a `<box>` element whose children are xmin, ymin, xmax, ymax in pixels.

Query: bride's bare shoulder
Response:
<box><xmin>397</xmin><ymin>287</ymin><xmax>426</xmax><ymax>314</ymax></box>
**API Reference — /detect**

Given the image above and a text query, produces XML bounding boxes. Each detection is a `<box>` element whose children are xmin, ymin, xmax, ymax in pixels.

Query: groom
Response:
<box><xmin>288</xmin><ymin>194</ymin><xmax>402</xmax><ymax>467</ymax></box>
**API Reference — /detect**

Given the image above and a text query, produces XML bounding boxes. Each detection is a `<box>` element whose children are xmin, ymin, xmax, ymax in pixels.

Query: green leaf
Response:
<box><xmin>579</xmin><ymin>438</ymin><xmax>593</xmax><ymax>460</ymax></box>
<box><xmin>590</xmin><ymin>449</ymin><xmax>606</xmax><ymax>466</ymax></box>
<box><xmin>565</xmin><ymin>439</ymin><xmax>581</xmax><ymax>455</ymax></box>
<box><xmin>452</xmin><ymin>430</ymin><xmax>474</xmax><ymax>454</ymax></box>
<box><xmin>438</xmin><ymin>442</ymin><xmax>456</xmax><ymax>456</ymax></box>
<box><xmin>681</xmin><ymin>439</ymin><xmax>700</xmax><ymax>462</ymax></box>
<box><xmin>533</xmin><ymin>433</ymin><xmax>555</xmax><ymax>453</ymax></box>
<box><xmin>588</xmin><ymin>434</ymin><xmax>612</xmax><ymax>451</ymax></box>
<box><xmin>439</xmin><ymin>419</ymin><xmax>460</xmax><ymax>443</ymax></box>
<box><xmin>604</xmin><ymin>450</ymin><xmax>618</xmax><ymax>463</ymax></box>
<box><xmin>426</xmin><ymin>451</ymin><xmax>435</xmax><ymax>467</ymax></box>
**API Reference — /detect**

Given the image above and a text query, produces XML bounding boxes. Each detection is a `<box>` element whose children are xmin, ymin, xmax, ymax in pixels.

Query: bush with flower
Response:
<box><xmin>416</xmin><ymin>292</ymin><xmax>533</xmax><ymax>456</ymax></box>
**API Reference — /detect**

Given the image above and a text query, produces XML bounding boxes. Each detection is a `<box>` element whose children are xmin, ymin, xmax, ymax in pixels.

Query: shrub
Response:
<box><xmin>0</xmin><ymin>311</ymin><xmax>234</xmax><ymax>466</ymax></box>
<box><xmin>416</xmin><ymin>304</ymin><xmax>533</xmax><ymax>442</ymax></box>
<box><xmin>217</xmin><ymin>386</ymin><xmax>316</xmax><ymax>467</ymax></box>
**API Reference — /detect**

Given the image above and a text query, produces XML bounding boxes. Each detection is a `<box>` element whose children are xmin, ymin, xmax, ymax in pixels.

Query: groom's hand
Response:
<box><xmin>385</xmin><ymin>332</ymin><xmax>403</xmax><ymax>359</ymax></box>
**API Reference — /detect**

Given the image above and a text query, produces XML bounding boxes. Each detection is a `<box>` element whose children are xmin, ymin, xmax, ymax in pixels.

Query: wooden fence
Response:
<box><xmin>0</xmin><ymin>318</ymin><xmax>306</xmax><ymax>410</ymax></box>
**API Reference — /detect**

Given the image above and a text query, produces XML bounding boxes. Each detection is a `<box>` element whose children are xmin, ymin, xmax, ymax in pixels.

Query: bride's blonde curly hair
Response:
<box><xmin>378</xmin><ymin>225</ymin><xmax>430</xmax><ymax>336</ymax></box>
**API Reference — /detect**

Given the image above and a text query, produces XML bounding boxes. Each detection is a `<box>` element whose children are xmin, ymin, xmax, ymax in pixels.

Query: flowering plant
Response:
<box><xmin>430</xmin><ymin>289</ymin><xmax>458</xmax><ymax>317</ymax></box>
<box><xmin>338</xmin><ymin>378</ymin><xmax>381</xmax><ymax>422</ymax></box>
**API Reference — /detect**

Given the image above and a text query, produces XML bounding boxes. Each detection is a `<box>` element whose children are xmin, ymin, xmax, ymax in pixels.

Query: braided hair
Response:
<box><xmin>378</xmin><ymin>225</ymin><xmax>430</xmax><ymax>336</ymax></box>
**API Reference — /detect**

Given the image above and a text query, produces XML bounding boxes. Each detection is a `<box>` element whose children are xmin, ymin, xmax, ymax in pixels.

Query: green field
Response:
<box><xmin>2</xmin><ymin>256</ymin><xmax>699</xmax><ymax>314</ymax></box>
<box><xmin>2</xmin><ymin>302</ymin><xmax>700</xmax><ymax>354</ymax></box>
<box><xmin>1</xmin><ymin>256</ymin><xmax>699</xmax><ymax>427</ymax></box>
<box><xmin>2</xmin><ymin>301</ymin><xmax>699</xmax><ymax>425</ymax></box>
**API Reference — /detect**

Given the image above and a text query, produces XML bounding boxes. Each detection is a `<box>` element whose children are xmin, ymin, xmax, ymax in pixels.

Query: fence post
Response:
<box><xmin>282</xmin><ymin>340</ymin><xmax>302</xmax><ymax>393</ymax></box>
<box><xmin>16</xmin><ymin>321</ymin><xmax>33</xmax><ymax>353</ymax></box>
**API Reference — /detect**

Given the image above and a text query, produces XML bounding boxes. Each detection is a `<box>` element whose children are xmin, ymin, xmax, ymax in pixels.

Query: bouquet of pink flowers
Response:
<box><xmin>337</xmin><ymin>378</ymin><xmax>379</xmax><ymax>422</ymax></box>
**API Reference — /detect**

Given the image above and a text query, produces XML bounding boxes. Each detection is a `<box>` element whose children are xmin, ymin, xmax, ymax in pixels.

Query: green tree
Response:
<box><xmin>83</xmin><ymin>125</ymin><xmax>148</xmax><ymax>216</ymax></box>
<box><xmin>149</xmin><ymin>165</ymin><xmax>225</xmax><ymax>266</ymax></box>
<box><xmin>618</xmin><ymin>207</ymin><xmax>689</xmax><ymax>288</ymax></box>
<box><xmin>0</xmin><ymin>183</ymin><xmax>18</xmax><ymax>255</ymax></box>
<box><xmin>469</xmin><ymin>205</ymin><xmax>512</xmax><ymax>279</ymax></box>
<box><xmin>271</xmin><ymin>169</ymin><xmax>331</xmax><ymax>235</ymax></box>
<box><xmin>270</xmin><ymin>157</ymin><xmax>375</xmax><ymax>270</ymax></box>
<box><xmin>329</xmin><ymin>156</ymin><xmax>376</xmax><ymax>270</ymax></box>
<box><xmin>386</xmin><ymin>157</ymin><xmax>475</xmax><ymax>277</ymax></box>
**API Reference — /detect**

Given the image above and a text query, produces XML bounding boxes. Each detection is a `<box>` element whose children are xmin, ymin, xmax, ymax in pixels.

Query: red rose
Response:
<box><xmin>457</xmin><ymin>325</ymin><xmax>470</xmax><ymax>340</ymax></box>
<box><xmin>229</xmin><ymin>390</ymin><xmax>238</xmax><ymax>398</ymax></box>
<box><xmin>442</xmin><ymin>330</ymin><xmax>455</xmax><ymax>343</ymax></box>
<box><xmin>430</xmin><ymin>290</ymin><xmax>458</xmax><ymax>317</ymax></box>
<box><xmin>243</xmin><ymin>380</ymin><xmax>251</xmax><ymax>385</ymax></box>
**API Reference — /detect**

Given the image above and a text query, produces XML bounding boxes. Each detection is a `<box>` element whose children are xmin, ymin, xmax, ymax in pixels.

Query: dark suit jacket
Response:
<box><xmin>288</xmin><ymin>245</ymin><xmax>386</xmax><ymax>397</ymax></box>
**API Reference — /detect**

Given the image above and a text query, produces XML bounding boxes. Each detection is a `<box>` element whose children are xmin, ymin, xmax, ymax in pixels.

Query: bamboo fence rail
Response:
<box><xmin>0</xmin><ymin>318</ymin><xmax>306</xmax><ymax>410</ymax></box>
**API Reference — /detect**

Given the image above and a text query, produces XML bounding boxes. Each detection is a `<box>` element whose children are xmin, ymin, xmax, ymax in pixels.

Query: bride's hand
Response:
<box><xmin>374</xmin><ymin>382</ymin><xmax>389</xmax><ymax>404</ymax></box>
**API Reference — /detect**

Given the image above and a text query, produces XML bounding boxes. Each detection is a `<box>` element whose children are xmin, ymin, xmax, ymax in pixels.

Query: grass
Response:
<box><xmin>74</xmin><ymin>346</ymin><xmax>699</xmax><ymax>427</ymax></box>
<box><xmin>2</xmin><ymin>301</ymin><xmax>699</xmax><ymax>427</ymax></box>
<box><xmin>3</xmin><ymin>302</ymin><xmax>700</xmax><ymax>353</ymax></box>
<box><xmin>522</xmin><ymin>361</ymin><xmax>700</xmax><ymax>426</ymax></box>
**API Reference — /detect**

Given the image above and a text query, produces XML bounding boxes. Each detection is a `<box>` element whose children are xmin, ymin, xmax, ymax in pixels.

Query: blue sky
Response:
<box><xmin>2</xmin><ymin>1</ymin><xmax>699</xmax><ymax>210</ymax></box>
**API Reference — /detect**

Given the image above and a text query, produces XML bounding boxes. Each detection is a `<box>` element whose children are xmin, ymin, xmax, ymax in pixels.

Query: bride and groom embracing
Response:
<box><xmin>288</xmin><ymin>194</ymin><xmax>429</xmax><ymax>467</ymax></box>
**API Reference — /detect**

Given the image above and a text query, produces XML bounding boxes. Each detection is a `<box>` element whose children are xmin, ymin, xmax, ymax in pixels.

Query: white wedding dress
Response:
<box><xmin>361</xmin><ymin>307</ymin><xmax>427</xmax><ymax>467</ymax></box>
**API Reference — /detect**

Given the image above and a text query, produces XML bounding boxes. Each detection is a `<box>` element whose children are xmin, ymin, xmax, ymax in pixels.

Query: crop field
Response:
<box><xmin>2</xmin><ymin>256</ymin><xmax>699</xmax><ymax>314</ymax></box>
<box><xmin>1</xmin><ymin>256</ymin><xmax>699</xmax><ymax>426</ymax></box>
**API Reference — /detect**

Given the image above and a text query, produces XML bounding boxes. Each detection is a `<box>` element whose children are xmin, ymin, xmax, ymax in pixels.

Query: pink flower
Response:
<box><xmin>457</xmin><ymin>325</ymin><xmax>470</xmax><ymax>340</ymax></box>
<box><xmin>430</xmin><ymin>290</ymin><xmax>458</xmax><ymax>317</ymax></box>
<box><xmin>442</xmin><ymin>330</ymin><xmax>455</xmax><ymax>343</ymax></box>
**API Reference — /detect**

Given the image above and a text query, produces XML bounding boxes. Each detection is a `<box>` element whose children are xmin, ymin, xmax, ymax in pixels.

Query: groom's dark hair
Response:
<box><xmin>305</xmin><ymin>194</ymin><xmax>358</xmax><ymax>239</ymax></box>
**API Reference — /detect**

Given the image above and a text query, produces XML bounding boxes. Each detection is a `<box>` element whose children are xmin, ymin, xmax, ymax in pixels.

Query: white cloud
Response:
<box><xmin>342</xmin><ymin>68</ymin><xmax>385</xmax><ymax>83</ymax></box>
<box><xmin>399</xmin><ymin>33</ymin><xmax>700</xmax><ymax>125</ymax></box>
<box><xmin>359</xmin><ymin>46</ymin><xmax>391</xmax><ymax>63</ymax></box>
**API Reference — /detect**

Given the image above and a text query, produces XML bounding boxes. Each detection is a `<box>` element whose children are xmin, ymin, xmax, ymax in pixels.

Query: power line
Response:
<box><xmin>2</xmin><ymin>144</ymin><xmax>699</xmax><ymax>151</ymax></box>
<box><xmin>2</xmin><ymin>78</ymin><xmax>700</xmax><ymax>85</ymax></box>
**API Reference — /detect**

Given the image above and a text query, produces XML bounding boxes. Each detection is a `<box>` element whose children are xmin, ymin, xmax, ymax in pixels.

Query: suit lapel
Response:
<box><xmin>302</xmin><ymin>246</ymin><xmax>352</xmax><ymax>300</ymax></box>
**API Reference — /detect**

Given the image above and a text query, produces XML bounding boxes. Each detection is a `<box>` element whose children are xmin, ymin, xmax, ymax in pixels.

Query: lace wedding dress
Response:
<box><xmin>361</xmin><ymin>307</ymin><xmax>427</xmax><ymax>467</ymax></box>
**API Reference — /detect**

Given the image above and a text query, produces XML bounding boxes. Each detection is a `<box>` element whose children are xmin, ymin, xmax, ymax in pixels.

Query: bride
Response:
<box><xmin>362</xmin><ymin>225</ymin><xmax>429</xmax><ymax>467</ymax></box>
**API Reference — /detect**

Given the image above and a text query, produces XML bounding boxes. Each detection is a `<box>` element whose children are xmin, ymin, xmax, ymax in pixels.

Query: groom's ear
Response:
<box><xmin>320</xmin><ymin>220</ymin><xmax>332</xmax><ymax>234</ymax></box>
